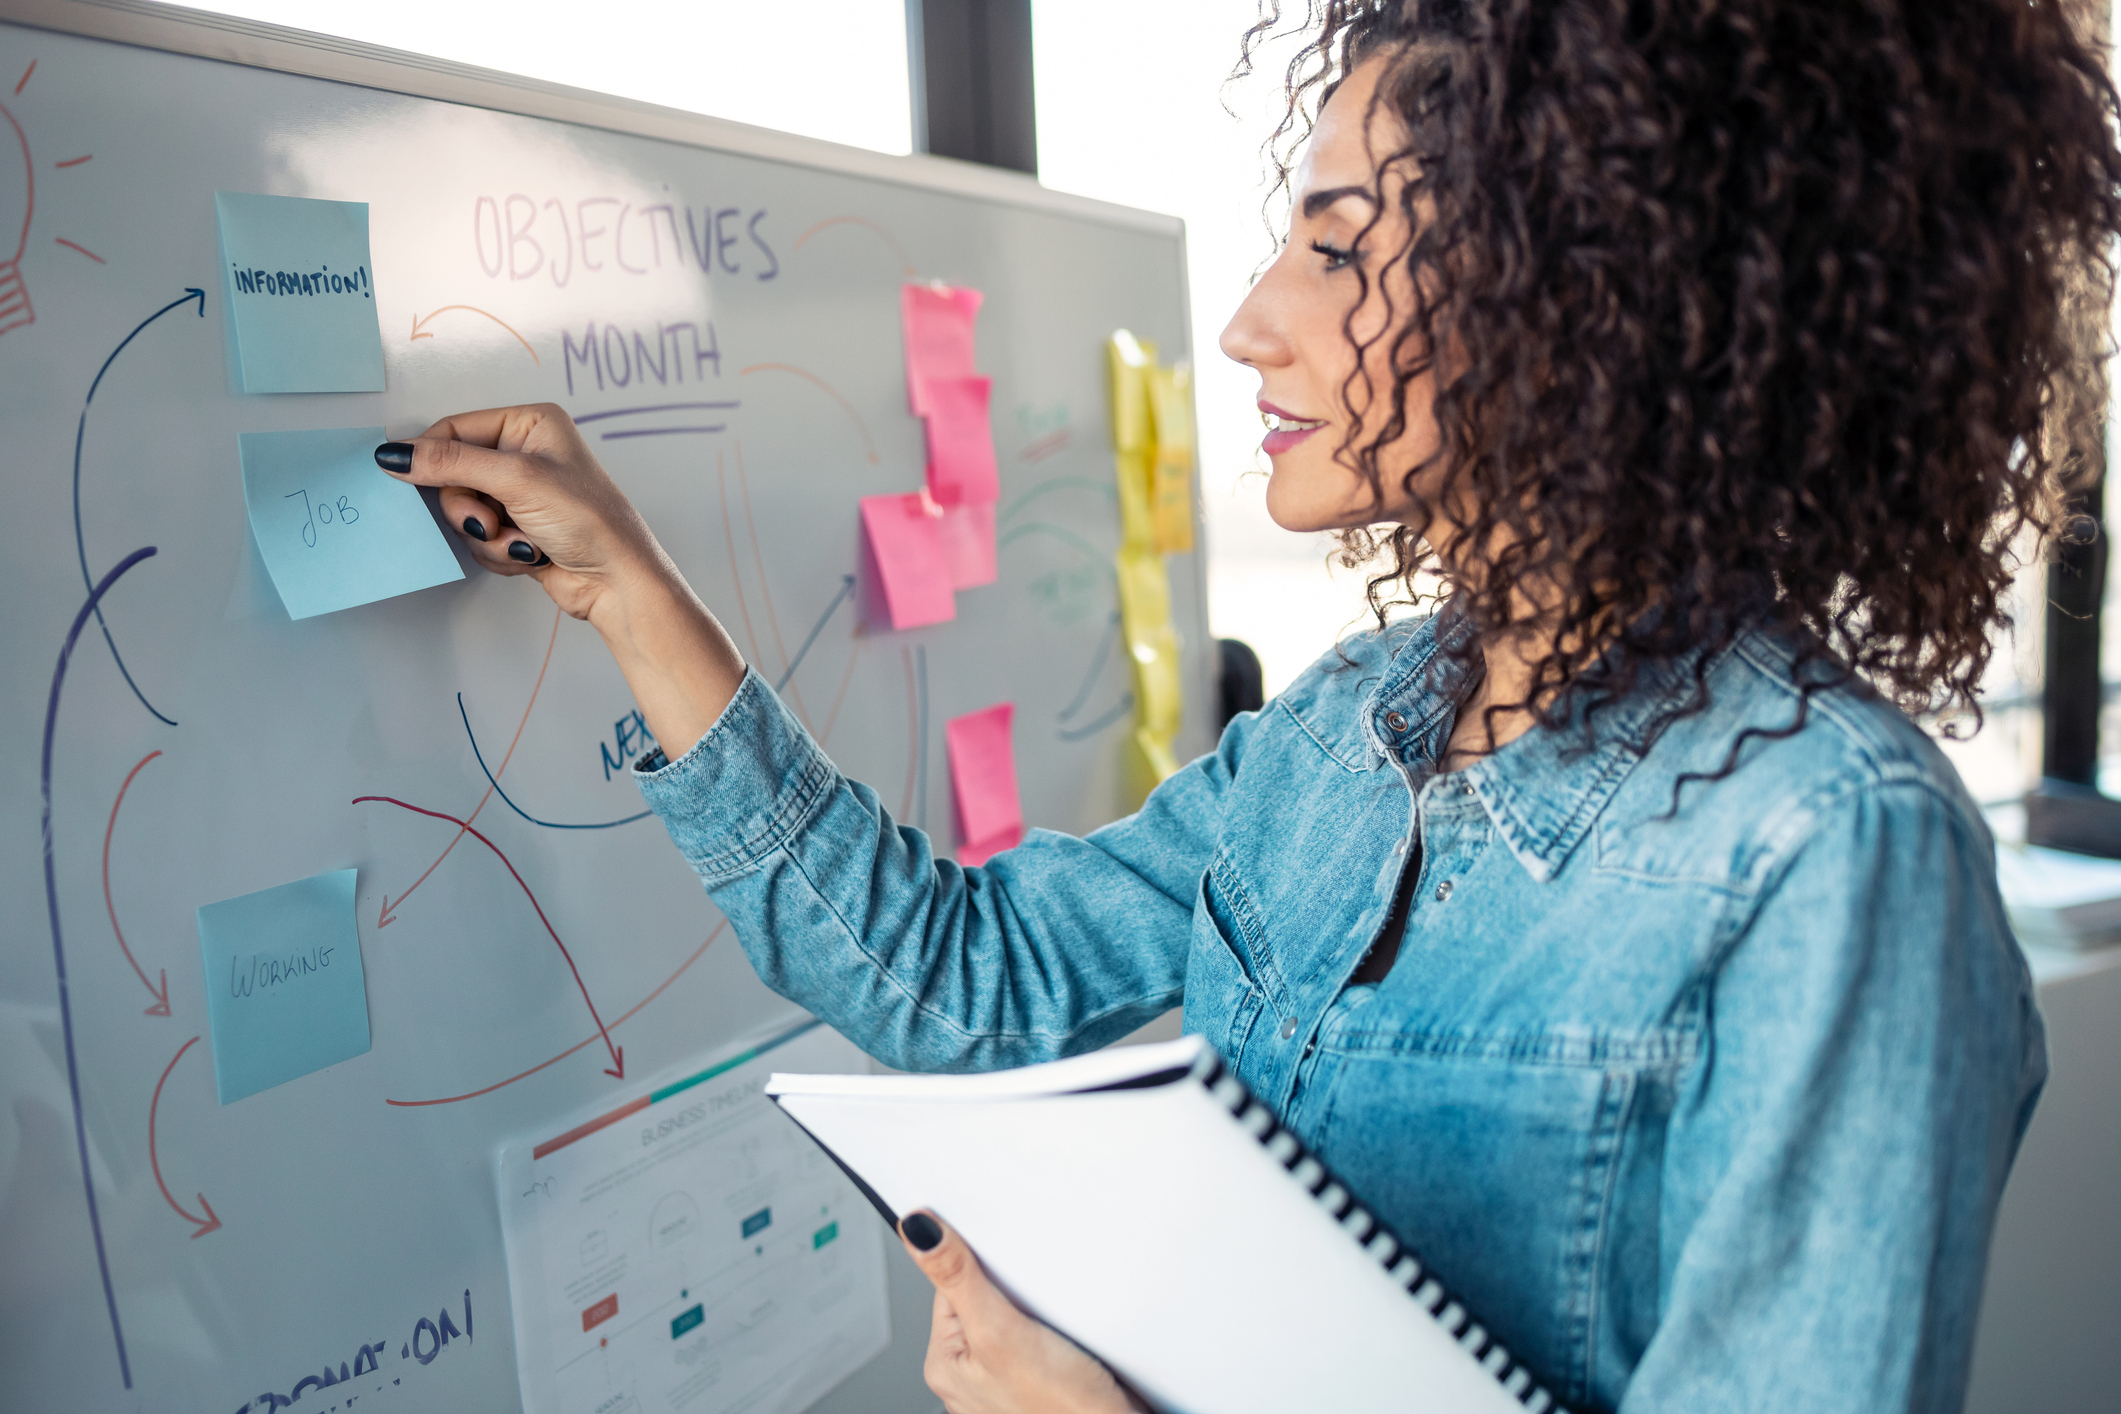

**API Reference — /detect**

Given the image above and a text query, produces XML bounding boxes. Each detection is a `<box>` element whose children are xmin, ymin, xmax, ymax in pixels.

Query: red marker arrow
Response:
<box><xmin>149</xmin><ymin>1037</ymin><xmax>222</xmax><ymax>1237</ymax></box>
<box><xmin>376</xmin><ymin>605</ymin><xmax>561</xmax><ymax>929</ymax></box>
<box><xmin>104</xmin><ymin>751</ymin><xmax>170</xmax><ymax>1016</ymax></box>
<box><xmin>410</xmin><ymin>305</ymin><xmax>540</xmax><ymax>365</ymax></box>
<box><xmin>353</xmin><ymin>796</ymin><xmax>625</xmax><ymax>1079</ymax></box>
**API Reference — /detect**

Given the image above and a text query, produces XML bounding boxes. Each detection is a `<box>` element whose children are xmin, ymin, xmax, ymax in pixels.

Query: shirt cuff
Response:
<box><xmin>631</xmin><ymin>667</ymin><xmax>837</xmax><ymax>886</ymax></box>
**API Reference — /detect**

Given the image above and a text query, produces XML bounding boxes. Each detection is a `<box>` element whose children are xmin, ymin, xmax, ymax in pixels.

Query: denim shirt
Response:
<box><xmin>636</xmin><ymin>612</ymin><xmax>2044</xmax><ymax>1413</ymax></box>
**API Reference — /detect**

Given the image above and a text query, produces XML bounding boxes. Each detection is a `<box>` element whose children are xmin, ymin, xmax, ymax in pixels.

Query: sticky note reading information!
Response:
<box><xmin>198</xmin><ymin>869</ymin><xmax>370</xmax><ymax>1105</ymax></box>
<box><xmin>901</xmin><ymin>283</ymin><xmax>982</xmax><ymax>415</ymax></box>
<box><xmin>861</xmin><ymin>492</ymin><xmax>956</xmax><ymax>630</ymax></box>
<box><xmin>239</xmin><ymin>426</ymin><xmax>464</xmax><ymax>620</ymax></box>
<box><xmin>947</xmin><ymin>703</ymin><xmax>1024</xmax><ymax>867</ymax></box>
<box><xmin>216</xmin><ymin>191</ymin><xmax>386</xmax><ymax>393</ymax></box>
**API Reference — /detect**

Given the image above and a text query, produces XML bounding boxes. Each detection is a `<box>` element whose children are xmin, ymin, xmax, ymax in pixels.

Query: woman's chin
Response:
<box><xmin>1262</xmin><ymin>476</ymin><xmax>1367</xmax><ymax>534</ymax></box>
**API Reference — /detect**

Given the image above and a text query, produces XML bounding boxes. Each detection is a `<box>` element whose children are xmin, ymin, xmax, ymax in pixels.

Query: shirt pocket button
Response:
<box><xmin>1435</xmin><ymin>879</ymin><xmax>1454</xmax><ymax>902</ymax></box>
<box><xmin>1278</xmin><ymin>1016</ymin><xmax>1299</xmax><ymax>1040</ymax></box>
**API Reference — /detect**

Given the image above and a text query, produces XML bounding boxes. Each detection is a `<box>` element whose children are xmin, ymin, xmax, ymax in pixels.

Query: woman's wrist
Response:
<box><xmin>586</xmin><ymin>548</ymin><xmax>748</xmax><ymax>761</ymax></box>
<box><xmin>583</xmin><ymin>538</ymin><xmax>688</xmax><ymax>644</ymax></box>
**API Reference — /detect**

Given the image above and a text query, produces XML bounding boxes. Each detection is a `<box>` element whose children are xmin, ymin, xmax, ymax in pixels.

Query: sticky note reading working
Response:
<box><xmin>860</xmin><ymin>492</ymin><xmax>956</xmax><ymax>630</ymax></box>
<box><xmin>198</xmin><ymin>868</ymin><xmax>371</xmax><ymax>1105</ymax></box>
<box><xmin>239</xmin><ymin>426</ymin><xmax>464</xmax><ymax>620</ymax></box>
<box><xmin>922</xmin><ymin>374</ymin><xmax>999</xmax><ymax>507</ymax></box>
<box><xmin>216</xmin><ymin>191</ymin><xmax>386</xmax><ymax>393</ymax></box>
<box><xmin>901</xmin><ymin>283</ymin><xmax>982</xmax><ymax>415</ymax></box>
<box><xmin>947</xmin><ymin>703</ymin><xmax>1024</xmax><ymax>867</ymax></box>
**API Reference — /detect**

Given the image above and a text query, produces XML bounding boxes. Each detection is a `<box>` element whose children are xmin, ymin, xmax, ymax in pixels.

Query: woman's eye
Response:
<box><xmin>1310</xmin><ymin>239</ymin><xmax>1357</xmax><ymax>271</ymax></box>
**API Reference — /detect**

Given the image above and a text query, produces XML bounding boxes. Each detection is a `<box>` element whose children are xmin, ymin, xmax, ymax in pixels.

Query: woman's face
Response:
<box><xmin>1220</xmin><ymin>54</ymin><xmax>1439</xmax><ymax>536</ymax></box>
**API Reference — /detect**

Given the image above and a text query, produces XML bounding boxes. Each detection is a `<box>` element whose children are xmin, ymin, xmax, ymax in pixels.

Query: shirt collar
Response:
<box><xmin>1363</xmin><ymin>609</ymin><xmax>1723</xmax><ymax>883</ymax></box>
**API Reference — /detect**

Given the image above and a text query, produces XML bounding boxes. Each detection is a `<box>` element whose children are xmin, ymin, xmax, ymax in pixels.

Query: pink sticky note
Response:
<box><xmin>902</xmin><ymin>283</ymin><xmax>983</xmax><ymax>415</ymax></box>
<box><xmin>947</xmin><ymin>702</ymin><xmax>1023</xmax><ymax>866</ymax></box>
<box><xmin>859</xmin><ymin>492</ymin><xmax>956</xmax><ymax>630</ymax></box>
<box><xmin>936</xmin><ymin>500</ymin><xmax>996</xmax><ymax>590</ymax></box>
<box><xmin>921</xmin><ymin>374</ymin><xmax>1000</xmax><ymax>507</ymax></box>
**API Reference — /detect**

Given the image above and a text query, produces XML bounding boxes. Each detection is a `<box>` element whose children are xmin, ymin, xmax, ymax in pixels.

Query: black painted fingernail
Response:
<box><xmin>462</xmin><ymin>516</ymin><xmax>488</xmax><ymax>542</ymax></box>
<box><xmin>532</xmin><ymin>551</ymin><xmax>552</xmax><ymax>567</ymax></box>
<box><xmin>900</xmin><ymin>1213</ymin><xmax>942</xmax><ymax>1251</ymax></box>
<box><xmin>374</xmin><ymin>442</ymin><xmax>414</xmax><ymax>474</ymax></box>
<box><xmin>507</xmin><ymin>540</ymin><xmax>539</xmax><ymax>564</ymax></box>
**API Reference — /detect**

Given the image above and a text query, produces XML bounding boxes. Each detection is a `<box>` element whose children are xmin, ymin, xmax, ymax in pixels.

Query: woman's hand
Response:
<box><xmin>378</xmin><ymin>402</ymin><xmax>662</xmax><ymax>623</ymax></box>
<box><xmin>379</xmin><ymin>403</ymin><xmax>746</xmax><ymax>758</ymax></box>
<box><xmin>899</xmin><ymin>1212</ymin><xmax>1143</xmax><ymax>1414</ymax></box>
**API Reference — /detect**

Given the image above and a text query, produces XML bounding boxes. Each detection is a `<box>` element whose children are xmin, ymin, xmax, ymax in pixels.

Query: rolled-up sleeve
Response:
<box><xmin>635</xmin><ymin>668</ymin><xmax>1239</xmax><ymax>1072</ymax></box>
<box><xmin>1621</xmin><ymin>778</ymin><xmax>2046</xmax><ymax>1413</ymax></box>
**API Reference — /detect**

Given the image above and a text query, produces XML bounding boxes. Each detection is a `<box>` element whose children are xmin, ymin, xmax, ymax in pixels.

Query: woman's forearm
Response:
<box><xmin>588</xmin><ymin>553</ymin><xmax>749</xmax><ymax>764</ymax></box>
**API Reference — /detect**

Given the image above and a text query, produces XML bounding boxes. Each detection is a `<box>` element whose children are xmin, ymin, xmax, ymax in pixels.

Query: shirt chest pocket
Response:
<box><xmin>1180</xmin><ymin>853</ymin><xmax>1277</xmax><ymax>1061</ymax></box>
<box><xmin>1312</xmin><ymin>1029</ymin><xmax>1686</xmax><ymax>1409</ymax></box>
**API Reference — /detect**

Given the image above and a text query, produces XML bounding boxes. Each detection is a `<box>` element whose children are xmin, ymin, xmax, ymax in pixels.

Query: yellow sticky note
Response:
<box><xmin>1147</xmin><ymin>364</ymin><xmax>1195</xmax><ymax>554</ymax></box>
<box><xmin>1106</xmin><ymin>329</ymin><xmax>1187</xmax><ymax>808</ymax></box>
<box><xmin>1125</xmin><ymin>725</ymin><xmax>1183</xmax><ymax>807</ymax></box>
<box><xmin>1116</xmin><ymin>546</ymin><xmax>1183</xmax><ymax>738</ymax></box>
<box><xmin>1115</xmin><ymin>446</ymin><xmax>1156</xmax><ymax>552</ymax></box>
<box><xmin>1107</xmin><ymin>331</ymin><xmax>1156</xmax><ymax>453</ymax></box>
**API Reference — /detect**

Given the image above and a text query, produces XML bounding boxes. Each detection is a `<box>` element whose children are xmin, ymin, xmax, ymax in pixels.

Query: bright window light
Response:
<box><xmin>1036</xmin><ymin>1</ymin><xmax>1377</xmax><ymax>694</ymax></box>
<box><xmin>191</xmin><ymin>1</ymin><xmax>914</xmax><ymax>154</ymax></box>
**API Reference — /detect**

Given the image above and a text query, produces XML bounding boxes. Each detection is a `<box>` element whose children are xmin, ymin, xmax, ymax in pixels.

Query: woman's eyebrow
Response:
<box><xmin>1301</xmin><ymin>184</ymin><xmax>1378</xmax><ymax>218</ymax></box>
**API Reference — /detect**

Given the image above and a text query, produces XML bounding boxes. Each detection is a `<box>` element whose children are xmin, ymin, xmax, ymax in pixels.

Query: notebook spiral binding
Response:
<box><xmin>1183</xmin><ymin>1047</ymin><xmax>1570</xmax><ymax>1414</ymax></box>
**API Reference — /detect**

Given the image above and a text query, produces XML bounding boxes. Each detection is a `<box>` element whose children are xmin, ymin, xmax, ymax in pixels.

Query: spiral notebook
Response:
<box><xmin>767</xmin><ymin>1035</ymin><xmax>1567</xmax><ymax>1414</ymax></box>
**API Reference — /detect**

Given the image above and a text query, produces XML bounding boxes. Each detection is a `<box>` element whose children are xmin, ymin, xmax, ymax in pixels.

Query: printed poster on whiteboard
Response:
<box><xmin>496</xmin><ymin>1017</ymin><xmax>890</xmax><ymax>1414</ymax></box>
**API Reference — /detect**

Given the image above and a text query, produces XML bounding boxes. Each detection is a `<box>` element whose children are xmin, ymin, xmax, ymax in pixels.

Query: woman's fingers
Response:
<box><xmin>375</xmin><ymin>434</ymin><xmax>539</xmax><ymax>502</ymax></box>
<box><xmin>927</xmin><ymin>1288</ymin><xmax>970</xmax><ymax>1375</ymax></box>
<box><xmin>930</xmin><ymin>1288</ymin><xmax>967</xmax><ymax>1351</ymax></box>
<box><xmin>381</xmin><ymin>404</ymin><xmax>638</xmax><ymax>579</ymax></box>
<box><xmin>901</xmin><ymin>1209</ymin><xmax>1142</xmax><ymax>1414</ymax></box>
<box><xmin>416</xmin><ymin>404</ymin><xmax>519</xmax><ymax>450</ymax></box>
<box><xmin>436</xmin><ymin>486</ymin><xmax>541</xmax><ymax>573</ymax></box>
<box><xmin>378</xmin><ymin>427</ymin><xmax>562</xmax><ymax>569</ymax></box>
<box><xmin>416</xmin><ymin>402</ymin><xmax>583</xmax><ymax>455</ymax></box>
<box><xmin>437</xmin><ymin>486</ymin><xmax>499</xmax><ymax>543</ymax></box>
<box><xmin>901</xmin><ymin>1211</ymin><xmax>1016</xmax><ymax>1338</ymax></box>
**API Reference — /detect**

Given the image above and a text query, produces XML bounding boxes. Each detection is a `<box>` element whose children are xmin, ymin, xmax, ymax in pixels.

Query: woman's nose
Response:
<box><xmin>1220</xmin><ymin>259</ymin><xmax>1294</xmax><ymax>371</ymax></box>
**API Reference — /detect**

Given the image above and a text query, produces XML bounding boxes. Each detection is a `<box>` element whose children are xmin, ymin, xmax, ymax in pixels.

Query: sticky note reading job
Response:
<box><xmin>198</xmin><ymin>869</ymin><xmax>371</xmax><ymax>1105</ymax></box>
<box><xmin>947</xmin><ymin>703</ymin><xmax>1024</xmax><ymax>867</ymax></box>
<box><xmin>216</xmin><ymin>191</ymin><xmax>386</xmax><ymax>393</ymax></box>
<box><xmin>239</xmin><ymin>426</ymin><xmax>463</xmax><ymax>620</ymax></box>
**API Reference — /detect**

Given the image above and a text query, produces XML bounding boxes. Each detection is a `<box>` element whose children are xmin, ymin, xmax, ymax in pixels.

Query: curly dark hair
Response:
<box><xmin>1243</xmin><ymin>0</ymin><xmax>2121</xmax><ymax>757</ymax></box>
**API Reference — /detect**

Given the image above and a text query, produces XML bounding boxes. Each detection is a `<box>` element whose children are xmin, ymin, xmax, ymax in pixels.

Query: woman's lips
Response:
<box><xmin>1262</xmin><ymin>422</ymin><xmax>1324</xmax><ymax>454</ymax></box>
<box><xmin>1259</xmin><ymin>403</ymin><xmax>1328</xmax><ymax>455</ymax></box>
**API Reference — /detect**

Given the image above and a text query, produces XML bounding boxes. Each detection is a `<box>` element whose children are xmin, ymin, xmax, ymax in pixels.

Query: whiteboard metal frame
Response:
<box><xmin>0</xmin><ymin>0</ymin><xmax>1187</xmax><ymax>239</ymax></box>
<box><xmin>0</xmin><ymin>0</ymin><xmax>1214</xmax><ymax>650</ymax></box>
<box><xmin>0</xmin><ymin>0</ymin><xmax>1218</xmax><ymax>755</ymax></box>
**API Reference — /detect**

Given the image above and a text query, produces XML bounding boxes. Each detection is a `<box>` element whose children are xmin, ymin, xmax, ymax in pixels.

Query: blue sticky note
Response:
<box><xmin>197</xmin><ymin>869</ymin><xmax>370</xmax><ymax>1105</ymax></box>
<box><xmin>238</xmin><ymin>426</ymin><xmax>464</xmax><ymax>619</ymax></box>
<box><xmin>216</xmin><ymin>191</ymin><xmax>387</xmax><ymax>393</ymax></box>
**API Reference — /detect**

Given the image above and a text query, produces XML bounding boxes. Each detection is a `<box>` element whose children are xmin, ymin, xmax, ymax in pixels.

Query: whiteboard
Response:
<box><xmin>0</xmin><ymin>5</ymin><xmax>1211</xmax><ymax>1411</ymax></box>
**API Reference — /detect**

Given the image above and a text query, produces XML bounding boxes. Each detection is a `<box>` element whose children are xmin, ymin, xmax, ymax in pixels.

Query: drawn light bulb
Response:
<box><xmin>0</xmin><ymin>98</ymin><xmax>33</xmax><ymax>337</ymax></box>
